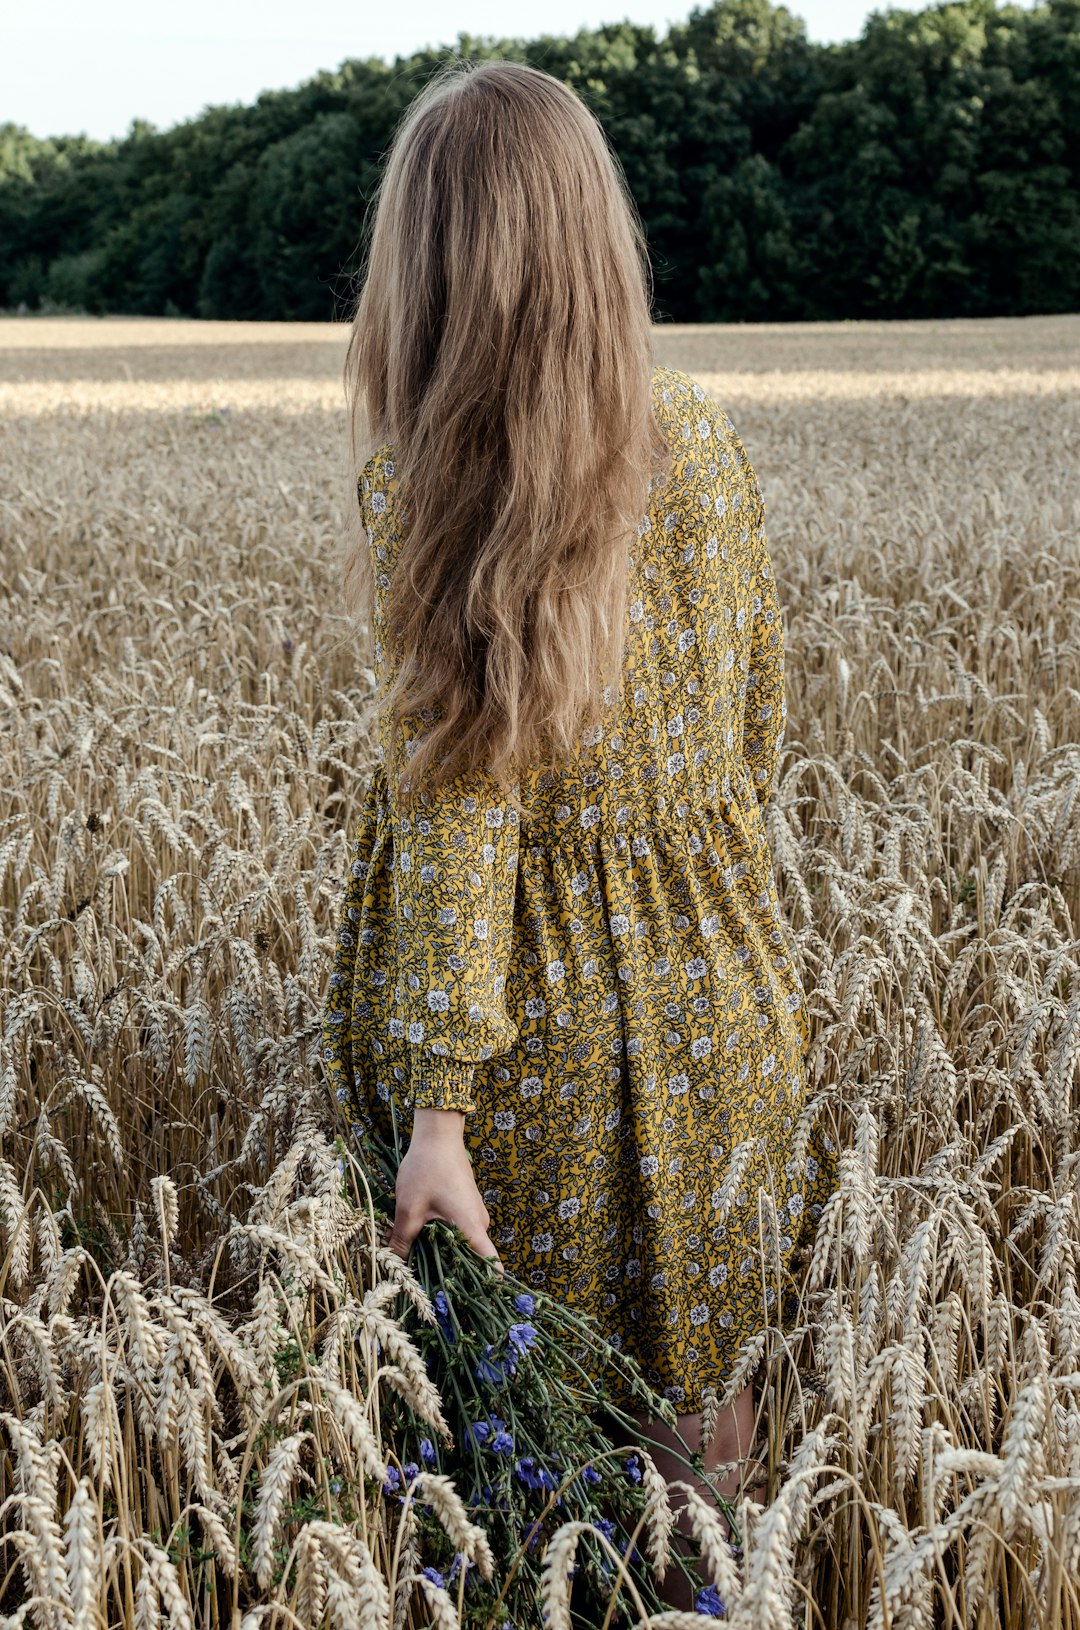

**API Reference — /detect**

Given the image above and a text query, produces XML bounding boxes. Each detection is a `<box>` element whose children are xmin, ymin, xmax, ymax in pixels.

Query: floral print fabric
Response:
<box><xmin>321</xmin><ymin>363</ymin><xmax>835</xmax><ymax>1411</ymax></box>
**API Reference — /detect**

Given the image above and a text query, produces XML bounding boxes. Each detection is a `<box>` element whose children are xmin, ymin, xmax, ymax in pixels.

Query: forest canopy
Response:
<box><xmin>2</xmin><ymin>0</ymin><xmax>1077</xmax><ymax>323</ymax></box>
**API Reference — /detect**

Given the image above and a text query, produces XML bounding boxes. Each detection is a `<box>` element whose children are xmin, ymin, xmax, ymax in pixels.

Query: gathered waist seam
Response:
<box><xmin>362</xmin><ymin>756</ymin><xmax>760</xmax><ymax>842</ymax></box>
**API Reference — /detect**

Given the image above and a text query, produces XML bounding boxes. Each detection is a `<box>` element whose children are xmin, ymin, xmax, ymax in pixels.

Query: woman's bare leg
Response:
<box><xmin>611</xmin><ymin>1379</ymin><xmax>766</xmax><ymax>1614</ymax></box>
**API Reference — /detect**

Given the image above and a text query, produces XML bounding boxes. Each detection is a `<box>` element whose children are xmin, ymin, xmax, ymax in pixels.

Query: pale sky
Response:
<box><xmin>6</xmin><ymin>0</ymin><xmax>936</xmax><ymax>145</ymax></box>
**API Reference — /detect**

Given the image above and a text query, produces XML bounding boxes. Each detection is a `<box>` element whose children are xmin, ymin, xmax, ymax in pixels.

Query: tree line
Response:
<box><xmin>1</xmin><ymin>0</ymin><xmax>1077</xmax><ymax>323</ymax></box>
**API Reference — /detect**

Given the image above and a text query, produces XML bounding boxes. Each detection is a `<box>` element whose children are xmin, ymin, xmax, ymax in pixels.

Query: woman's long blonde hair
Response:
<box><xmin>341</xmin><ymin>57</ymin><xmax>671</xmax><ymax>820</ymax></box>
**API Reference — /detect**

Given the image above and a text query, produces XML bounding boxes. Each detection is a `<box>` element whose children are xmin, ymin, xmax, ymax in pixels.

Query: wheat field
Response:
<box><xmin>1</xmin><ymin>312</ymin><xmax>1079</xmax><ymax>1629</ymax></box>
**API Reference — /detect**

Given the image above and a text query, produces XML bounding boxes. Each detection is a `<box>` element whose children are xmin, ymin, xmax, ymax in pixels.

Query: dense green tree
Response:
<box><xmin>1</xmin><ymin>0</ymin><xmax>1076</xmax><ymax>321</ymax></box>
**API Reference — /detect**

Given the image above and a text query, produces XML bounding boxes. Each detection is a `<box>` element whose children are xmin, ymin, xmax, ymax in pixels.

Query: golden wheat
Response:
<box><xmin>1</xmin><ymin>312</ymin><xmax>1079</xmax><ymax>1629</ymax></box>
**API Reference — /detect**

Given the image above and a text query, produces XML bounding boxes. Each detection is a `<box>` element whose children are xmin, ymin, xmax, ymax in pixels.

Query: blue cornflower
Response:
<box><xmin>382</xmin><ymin>1465</ymin><xmax>401</xmax><ymax>1493</ymax></box>
<box><xmin>419</xmin><ymin>1437</ymin><xmax>437</xmax><ymax>1465</ymax></box>
<box><xmin>695</xmin><ymin>1584</ymin><xmax>727</xmax><ymax>1617</ymax></box>
<box><xmin>433</xmin><ymin>1290</ymin><xmax>455</xmax><ymax>1342</ymax></box>
<box><xmin>515</xmin><ymin>1456</ymin><xmax>544</xmax><ymax>1490</ymax></box>
<box><xmin>581</xmin><ymin>1462</ymin><xmax>601</xmax><ymax>1485</ymax></box>
<box><xmin>447</xmin><ymin>1551</ymin><xmax>474</xmax><ymax>1585</ymax></box>
<box><xmin>625</xmin><ymin>1454</ymin><xmax>642</xmax><ymax>1484</ymax></box>
<box><xmin>516</xmin><ymin>1456</ymin><xmax>558</xmax><ymax>1493</ymax></box>
<box><xmin>513</xmin><ymin>1293</ymin><xmax>536</xmax><ymax>1316</ymax></box>
<box><xmin>468</xmin><ymin>1414</ymin><xmax>509</xmax><ymax>1450</ymax></box>
<box><xmin>521</xmin><ymin>1517</ymin><xmax>544</xmax><ymax>1550</ymax></box>
<box><xmin>491</xmin><ymin>1428</ymin><xmax>515</xmax><ymax>1454</ymax></box>
<box><xmin>595</xmin><ymin>1517</ymin><xmax>615</xmax><ymax>1540</ymax></box>
<box><xmin>475</xmin><ymin>1343</ymin><xmax>505</xmax><ymax>1385</ymax></box>
<box><xmin>507</xmin><ymin>1322</ymin><xmax>539</xmax><ymax>1354</ymax></box>
<box><xmin>401</xmin><ymin>1462</ymin><xmax>420</xmax><ymax>1483</ymax></box>
<box><xmin>422</xmin><ymin>1567</ymin><xmax>446</xmax><ymax>1590</ymax></box>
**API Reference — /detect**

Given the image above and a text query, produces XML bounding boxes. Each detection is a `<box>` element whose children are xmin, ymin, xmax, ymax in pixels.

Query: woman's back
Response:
<box><xmin>364</xmin><ymin>364</ymin><xmax>785</xmax><ymax>826</ymax></box>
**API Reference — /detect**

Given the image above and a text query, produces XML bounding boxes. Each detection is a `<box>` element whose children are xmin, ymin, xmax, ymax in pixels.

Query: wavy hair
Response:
<box><xmin>341</xmin><ymin>57</ymin><xmax>671</xmax><ymax>820</ymax></box>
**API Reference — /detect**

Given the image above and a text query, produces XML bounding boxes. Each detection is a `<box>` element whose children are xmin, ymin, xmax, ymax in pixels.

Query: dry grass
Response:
<box><xmin>1</xmin><ymin>311</ymin><xmax>1079</xmax><ymax>1629</ymax></box>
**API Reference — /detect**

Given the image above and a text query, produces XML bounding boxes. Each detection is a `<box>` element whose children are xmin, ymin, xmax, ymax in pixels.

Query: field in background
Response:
<box><xmin>2</xmin><ymin>314</ymin><xmax>1079</xmax><ymax>1628</ymax></box>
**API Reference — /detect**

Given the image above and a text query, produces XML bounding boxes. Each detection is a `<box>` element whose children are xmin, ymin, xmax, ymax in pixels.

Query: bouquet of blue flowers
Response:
<box><xmin>357</xmin><ymin>1131</ymin><xmax>740</xmax><ymax>1629</ymax></box>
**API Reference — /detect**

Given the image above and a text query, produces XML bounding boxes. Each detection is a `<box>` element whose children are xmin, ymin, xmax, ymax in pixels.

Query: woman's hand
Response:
<box><xmin>387</xmin><ymin>1107</ymin><xmax>500</xmax><ymax>1263</ymax></box>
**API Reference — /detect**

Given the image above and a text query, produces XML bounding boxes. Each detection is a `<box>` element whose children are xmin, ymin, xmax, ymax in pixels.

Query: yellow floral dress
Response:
<box><xmin>321</xmin><ymin>363</ymin><xmax>835</xmax><ymax>1413</ymax></box>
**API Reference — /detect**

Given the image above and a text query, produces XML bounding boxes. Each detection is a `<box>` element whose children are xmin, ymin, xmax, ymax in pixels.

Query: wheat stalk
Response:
<box><xmin>408</xmin><ymin>1473</ymin><xmax>495</xmax><ymax>1578</ymax></box>
<box><xmin>252</xmin><ymin>1431</ymin><xmax>311</xmax><ymax>1589</ymax></box>
<box><xmin>63</xmin><ymin>1476</ymin><xmax>101</xmax><ymax>1630</ymax></box>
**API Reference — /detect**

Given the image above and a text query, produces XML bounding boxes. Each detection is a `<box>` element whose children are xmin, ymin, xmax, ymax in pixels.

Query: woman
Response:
<box><xmin>322</xmin><ymin>56</ymin><xmax>827</xmax><ymax>1611</ymax></box>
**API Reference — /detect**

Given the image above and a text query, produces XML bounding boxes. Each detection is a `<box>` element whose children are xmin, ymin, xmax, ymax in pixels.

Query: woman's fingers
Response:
<box><xmin>385</xmin><ymin>1194</ymin><xmax>441</xmax><ymax>1259</ymax></box>
<box><xmin>471</xmin><ymin>1224</ymin><xmax>504</xmax><ymax>1270</ymax></box>
<box><xmin>385</xmin><ymin>1209</ymin><xmax>419</xmax><ymax>1260</ymax></box>
<box><xmin>384</xmin><ymin>1204</ymin><xmax>503</xmax><ymax>1269</ymax></box>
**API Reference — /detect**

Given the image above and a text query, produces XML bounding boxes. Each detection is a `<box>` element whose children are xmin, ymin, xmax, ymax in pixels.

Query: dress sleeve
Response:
<box><xmin>383</xmin><ymin>744</ymin><xmax>522</xmax><ymax>1114</ymax></box>
<box><xmin>360</xmin><ymin>457</ymin><xmax>522</xmax><ymax>1115</ymax></box>
<box><xmin>735</xmin><ymin>436</ymin><xmax>788</xmax><ymax>810</ymax></box>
